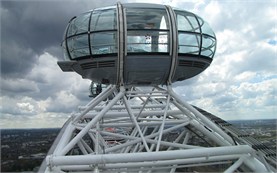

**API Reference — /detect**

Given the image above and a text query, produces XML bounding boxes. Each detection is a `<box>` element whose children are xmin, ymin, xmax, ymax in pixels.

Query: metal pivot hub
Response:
<box><xmin>42</xmin><ymin>85</ymin><xmax>273</xmax><ymax>173</ymax></box>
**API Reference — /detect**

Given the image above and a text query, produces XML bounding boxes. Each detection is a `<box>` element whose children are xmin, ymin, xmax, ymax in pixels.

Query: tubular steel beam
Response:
<box><xmin>83</xmin><ymin>109</ymin><xmax>183</xmax><ymax>118</ymax></box>
<box><xmin>49</xmin><ymin>145</ymin><xmax>254</xmax><ymax>166</ymax></box>
<box><xmin>123</xmin><ymin>96</ymin><xmax>150</xmax><ymax>152</ymax></box>
<box><xmin>44</xmin><ymin>86</ymin><xmax>272</xmax><ymax>173</ymax></box>
<box><xmin>168</xmin><ymin>85</ymin><xmax>234</xmax><ymax>145</ymax></box>
<box><xmin>60</xmin><ymin>90</ymin><xmax>125</xmax><ymax>155</ymax></box>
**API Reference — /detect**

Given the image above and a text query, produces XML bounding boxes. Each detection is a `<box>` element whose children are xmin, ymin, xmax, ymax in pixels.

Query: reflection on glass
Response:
<box><xmin>63</xmin><ymin>6</ymin><xmax>216</xmax><ymax>59</ymax></box>
<box><xmin>89</xmin><ymin>8</ymin><xmax>117</xmax><ymax>55</ymax></box>
<box><xmin>67</xmin><ymin>13</ymin><xmax>90</xmax><ymax>36</ymax></box>
<box><xmin>127</xmin><ymin>31</ymin><xmax>168</xmax><ymax>52</ymax></box>
<box><xmin>90</xmin><ymin>9</ymin><xmax>117</xmax><ymax>31</ymax></box>
<box><xmin>126</xmin><ymin>8</ymin><xmax>169</xmax><ymax>53</ymax></box>
<box><xmin>175</xmin><ymin>10</ymin><xmax>216</xmax><ymax>57</ymax></box>
<box><xmin>126</xmin><ymin>9</ymin><xmax>169</xmax><ymax>30</ymax></box>
<box><xmin>178</xmin><ymin>33</ymin><xmax>200</xmax><ymax>54</ymax></box>
<box><xmin>201</xmin><ymin>35</ymin><xmax>216</xmax><ymax>57</ymax></box>
<box><xmin>176</xmin><ymin>11</ymin><xmax>200</xmax><ymax>32</ymax></box>
<box><xmin>68</xmin><ymin>35</ymin><xmax>90</xmax><ymax>59</ymax></box>
<box><xmin>90</xmin><ymin>32</ymin><xmax>117</xmax><ymax>54</ymax></box>
<box><xmin>62</xmin><ymin>41</ymin><xmax>69</xmax><ymax>60</ymax></box>
<box><xmin>197</xmin><ymin>16</ymin><xmax>215</xmax><ymax>37</ymax></box>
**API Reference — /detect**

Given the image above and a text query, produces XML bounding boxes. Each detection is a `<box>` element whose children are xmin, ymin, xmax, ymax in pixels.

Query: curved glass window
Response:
<box><xmin>62</xmin><ymin>24</ymin><xmax>70</xmax><ymax>60</ymax></box>
<box><xmin>64</xmin><ymin>8</ymin><xmax>117</xmax><ymax>59</ymax></box>
<box><xmin>197</xmin><ymin>16</ymin><xmax>216</xmax><ymax>58</ymax></box>
<box><xmin>90</xmin><ymin>32</ymin><xmax>117</xmax><ymax>54</ymax></box>
<box><xmin>62</xmin><ymin>5</ymin><xmax>216</xmax><ymax>60</ymax></box>
<box><xmin>62</xmin><ymin>41</ymin><xmax>70</xmax><ymax>60</ymax></box>
<box><xmin>176</xmin><ymin>11</ymin><xmax>200</xmax><ymax>32</ymax></box>
<box><xmin>201</xmin><ymin>35</ymin><xmax>216</xmax><ymax>57</ymax></box>
<box><xmin>66</xmin><ymin>13</ymin><xmax>91</xmax><ymax>59</ymax></box>
<box><xmin>175</xmin><ymin>10</ymin><xmax>216</xmax><ymax>58</ymax></box>
<box><xmin>89</xmin><ymin>8</ymin><xmax>117</xmax><ymax>55</ymax></box>
<box><xmin>176</xmin><ymin>11</ymin><xmax>200</xmax><ymax>54</ymax></box>
<box><xmin>90</xmin><ymin>9</ymin><xmax>117</xmax><ymax>31</ymax></box>
<box><xmin>67</xmin><ymin>35</ymin><xmax>90</xmax><ymax>59</ymax></box>
<box><xmin>179</xmin><ymin>33</ymin><xmax>200</xmax><ymax>54</ymax></box>
<box><xmin>197</xmin><ymin>16</ymin><xmax>215</xmax><ymax>37</ymax></box>
<box><xmin>67</xmin><ymin>13</ymin><xmax>90</xmax><ymax>37</ymax></box>
<box><xmin>126</xmin><ymin>8</ymin><xmax>169</xmax><ymax>53</ymax></box>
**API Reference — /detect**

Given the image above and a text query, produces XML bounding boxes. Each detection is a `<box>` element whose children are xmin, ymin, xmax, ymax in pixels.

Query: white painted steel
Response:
<box><xmin>156</xmin><ymin>95</ymin><xmax>171</xmax><ymax>151</ymax></box>
<box><xmin>167</xmin><ymin>85</ymin><xmax>235</xmax><ymax>145</ymax></box>
<box><xmin>123</xmin><ymin>95</ymin><xmax>150</xmax><ymax>152</ymax></box>
<box><xmin>53</xmin><ymin>123</ymin><xmax>75</xmax><ymax>155</ymax></box>
<box><xmin>44</xmin><ymin>85</ymin><xmax>271</xmax><ymax>172</ymax></box>
<box><xmin>58</xmin><ymin>154</ymin><xmax>242</xmax><ymax>171</ymax></box>
<box><xmin>60</xmin><ymin>90</ymin><xmax>124</xmax><ymax>155</ymax></box>
<box><xmin>50</xmin><ymin>145</ymin><xmax>253</xmax><ymax>165</ymax></box>
<box><xmin>73</xmin><ymin>85</ymin><xmax>116</xmax><ymax>122</ymax></box>
<box><xmin>224</xmin><ymin>156</ymin><xmax>247</xmax><ymax>173</ymax></box>
<box><xmin>83</xmin><ymin>109</ymin><xmax>183</xmax><ymax>118</ymax></box>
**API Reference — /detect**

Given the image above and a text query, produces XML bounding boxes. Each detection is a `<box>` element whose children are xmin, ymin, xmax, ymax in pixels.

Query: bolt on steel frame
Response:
<box><xmin>44</xmin><ymin>85</ymin><xmax>273</xmax><ymax>173</ymax></box>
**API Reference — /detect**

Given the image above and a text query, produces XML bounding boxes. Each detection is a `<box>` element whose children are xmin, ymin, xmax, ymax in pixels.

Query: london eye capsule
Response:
<box><xmin>58</xmin><ymin>3</ymin><xmax>216</xmax><ymax>86</ymax></box>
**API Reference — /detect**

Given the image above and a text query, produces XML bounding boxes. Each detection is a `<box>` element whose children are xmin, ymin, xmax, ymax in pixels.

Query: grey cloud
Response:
<box><xmin>46</xmin><ymin>102</ymin><xmax>76</xmax><ymax>113</ymax></box>
<box><xmin>263</xmin><ymin>95</ymin><xmax>276</xmax><ymax>107</ymax></box>
<box><xmin>1</xmin><ymin>40</ymin><xmax>38</xmax><ymax>78</ymax></box>
<box><xmin>45</xmin><ymin>89</ymin><xmax>90</xmax><ymax>113</ymax></box>
<box><xmin>45</xmin><ymin>46</ymin><xmax>64</xmax><ymax>61</ymax></box>
<box><xmin>230</xmin><ymin>46</ymin><xmax>276</xmax><ymax>75</ymax></box>
<box><xmin>0</xmin><ymin>96</ymin><xmax>38</xmax><ymax>116</ymax></box>
<box><xmin>1</xmin><ymin>0</ymin><xmax>120</xmax><ymax>78</ymax></box>
<box><xmin>244</xmin><ymin>47</ymin><xmax>276</xmax><ymax>73</ymax></box>
<box><xmin>33</xmin><ymin>81</ymin><xmax>90</xmax><ymax>102</ymax></box>
<box><xmin>213</xmin><ymin>93</ymin><xmax>238</xmax><ymax>110</ymax></box>
<box><xmin>1</xmin><ymin>0</ymin><xmax>276</xmax><ymax>127</ymax></box>
<box><xmin>1</xmin><ymin>0</ymin><xmax>118</xmax><ymax>97</ymax></box>
<box><xmin>174</xmin><ymin>76</ymin><xmax>200</xmax><ymax>87</ymax></box>
<box><xmin>2</xmin><ymin>0</ymin><xmax>123</xmax><ymax>52</ymax></box>
<box><xmin>216</xmin><ymin>1</ymin><xmax>274</xmax><ymax>34</ymax></box>
<box><xmin>71</xmin><ymin>85</ymin><xmax>92</xmax><ymax>102</ymax></box>
<box><xmin>1</xmin><ymin>78</ymin><xmax>39</xmax><ymax>96</ymax></box>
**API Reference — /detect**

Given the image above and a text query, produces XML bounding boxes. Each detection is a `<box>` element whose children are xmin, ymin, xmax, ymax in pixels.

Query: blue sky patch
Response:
<box><xmin>268</xmin><ymin>39</ymin><xmax>277</xmax><ymax>45</ymax></box>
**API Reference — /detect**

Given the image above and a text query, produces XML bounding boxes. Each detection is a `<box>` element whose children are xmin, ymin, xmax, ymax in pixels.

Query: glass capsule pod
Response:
<box><xmin>58</xmin><ymin>3</ymin><xmax>216</xmax><ymax>86</ymax></box>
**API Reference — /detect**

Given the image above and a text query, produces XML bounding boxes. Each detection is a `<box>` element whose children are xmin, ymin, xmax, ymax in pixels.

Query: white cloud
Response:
<box><xmin>216</xmin><ymin>29</ymin><xmax>249</xmax><ymax>54</ymax></box>
<box><xmin>203</xmin><ymin>1</ymin><xmax>221</xmax><ymax>23</ymax></box>
<box><xmin>0</xmin><ymin>96</ymin><xmax>40</xmax><ymax>116</ymax></box>
<box><xmin>29</xmin><ymin>52</ymin><xmax>69</xmax><ymax>85</ymax></box>
<box><xmin>233</xmin><ymin>71</ymin><xmax>256</xmax><ymax>83</ymax></box>
<box><xmin>28</xmin><ymin>52</ymin><xmax>91</xmax><ymax>100</ymax></box>
<box><xmin>45</xmin><ymin>90</ymin><xmax>80</xmax><ymax>113</ymax></box>
<box><xmin>1</xmin><ymin>78</ymin><xmax>39</xmax><ymax>94</ymax></box>
<box><xmin>1</xmin><ymin>0</ymin><xmax>276</xmax><ymax>129</ymax></box>
<box><xmin>1</xmin><ymin>52</ymin><xmax>91</xmax><ymax>128</ymax></box>
<box><xmin>16</xmin><ymin>102</ymin><xmax>35</xmax><ymax>113</ymax></box>
<box><xmin>0</xmin><ymin>112</ymin><xmax>70</xmax><ymax>129</ymax></box>
<box><xmin>178</xmin><ymin>77</ymin><xmax>277</xmax><ymax>120</ymax></box>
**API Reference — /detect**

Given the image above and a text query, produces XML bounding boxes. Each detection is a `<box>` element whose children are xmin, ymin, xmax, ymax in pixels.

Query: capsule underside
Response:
<box><xmin>58</xmin><ymin>3</ymin><xmax>216</xmax><ymax>86</ymax></box>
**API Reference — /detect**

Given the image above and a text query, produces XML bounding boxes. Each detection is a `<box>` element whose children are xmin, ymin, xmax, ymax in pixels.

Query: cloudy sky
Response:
<box><xmin>1</xmin><ymin>0</ymin><xmax>276</xmax><ymax>129</ymax></box>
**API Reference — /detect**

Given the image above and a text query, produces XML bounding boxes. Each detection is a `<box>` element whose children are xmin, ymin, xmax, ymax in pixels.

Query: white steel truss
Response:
<box><xmin>43</xmin><ymin>85</ymin><xmax>274</xmax><ymax>173</ymax></box>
